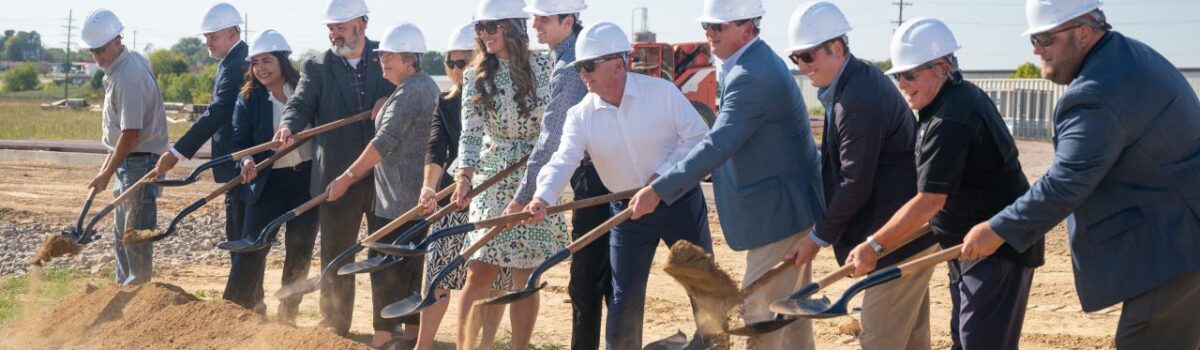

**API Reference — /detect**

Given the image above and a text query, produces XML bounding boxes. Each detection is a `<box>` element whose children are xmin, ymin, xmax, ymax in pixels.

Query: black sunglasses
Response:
<box><xmin>788</xmin><ymin>41</ymin><xmax>833</xmax><ymax>65</ymax></box>
<box><xmin>445</xmin><ymin>59</ymin><xmax>468</xmax><ymax>70</ymax></box>
<box><xmin>577</xmin><ymin>54</ymin><xmax>622</xmax><ymax>73</ymax></box>
<box><xmin>1030</xmin><ymin>24</ymin><xmax>1084</xmax><ymax>48</ymax></box>
<box><xmin>891</xmin><ymin>62</ymin><xmax>938</xmax><ymax>82</ymax></box>
<box><xmin>475</xmin><ymin>20</ymin><xmax>503</xmax><ymax>35</ymax></box>
<box><xmin>701</xmin><ymin>19</ymin><xmax>754</xmax><ymax>32</ymax></box>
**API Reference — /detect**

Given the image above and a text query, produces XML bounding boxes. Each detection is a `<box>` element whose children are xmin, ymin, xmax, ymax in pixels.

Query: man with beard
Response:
<box><xmin>961</xmin><ymin>1</ymin><xmax>1200</xmax><ymax>348</ymax></box>
<box><xmin>271</xmin><ymin>0</ymin><xmax>400</xmax><ymax>345</ymax></box>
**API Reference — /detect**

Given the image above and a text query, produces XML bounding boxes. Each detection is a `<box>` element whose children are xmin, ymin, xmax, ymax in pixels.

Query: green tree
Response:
<box><xmin>2</xmin><ymin>63</ymin><xmax>40</xmax><ymax>92</ymax></box>
<box><xmin>3</xmin><ymin>31</ymin><xmax>44</xmax><ymax>61</ymax></box>
<box><xmin>420</xmin><ymin>51</ymin><xmax>446</xmax><ymax>75</ymax></box>
<box><xmin>90</xmin><ymin>70</ymin><xmax>105</xmax><ymax>90</ymax></box>
<box><xmin>873</xmin><ymin>59</ymin><xmax>893</xmax><ymax>72</ymax></box>
<box><xmin>1010</xmin><ymin>62</ymin><xmax>1042</xmax><ymax>79</ymax></box>
<box><xmin>156</xmin><ymin>63</ymin><xmax>216</xmax><ymax>103</ymax></box>
<box><xmin>148</xmin><ymin>50</ymin><xmax>189</xmax><ymax>78</ymax></box>
<box><xmin>171</xmin><ymin>37</ymin><xmax>215</xmax><ymax>66</ymax></box>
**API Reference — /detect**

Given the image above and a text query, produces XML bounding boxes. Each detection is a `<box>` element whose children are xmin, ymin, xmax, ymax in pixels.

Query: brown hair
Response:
<box><xmin>469</xmin><ymin>19</ymin><xmax>539</xmax><ymax>119</ymax></box>
<box><xmin>240</xmin><ymin>51</ymin><xmax>300</xmax><ymax>98</ymax></box>
<box><xmin>444</xmin><ymin>50</ymin><xmax>474</xmax><ymax>101</ymax></box>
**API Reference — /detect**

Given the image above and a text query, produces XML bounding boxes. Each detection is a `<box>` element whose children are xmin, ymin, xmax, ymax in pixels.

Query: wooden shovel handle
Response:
<box><xmin>204</xmin><ymin>139</ymin><xmax>309</xmax><ymax>202</ymax></box>
<box><xmin>420</xmin><ymin>155</ymin><xmax>531</xmax><ymax>224</ymax></box>
<box><xmin>472</xmin><ymin>188</ymin><xmax>638</xmax><ymax>229</ymax></box>
<box><xmin>459</xmin><ymin>226</ymin><xmax>506</xmax><ymax>258</ymax></box>
<box><xmin>813</xmin><ymin>223</ymin><xmax>935</xmax><ymax>288</ymax></box>
<box><xmin>228</xmin><ymin>111</ymin><xmax>371</xmax><ymax>159</ymax></box>
<box><xmin>743</xmin><ymin>260</ymin><xmax>792</xmax><ymax>296</ymax></box>
<box><xmin>108</xmin><ymin>169</ymin><xmax>159</xmax><ymax>206</ymax></box>
<box><xmin>897</xmin><ymin>244</ymin><xmax>961</xmax><ymax>275</ymax></box>
<box><xmin>566</xmin><ymin>208</ymin><xmax>633</xmax><ymax>253</ymax></box>
<box><xmin>361</xmin><ymin>183</ymin><xmax>457</xmax><ymax>244</ymax></box>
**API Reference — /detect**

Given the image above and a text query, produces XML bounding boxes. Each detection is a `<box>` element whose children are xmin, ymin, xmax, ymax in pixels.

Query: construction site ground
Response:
<box><xmin>0</xmin><ymin>140</ymin><xmax>1119</xmax><ymax>349</ymax></box>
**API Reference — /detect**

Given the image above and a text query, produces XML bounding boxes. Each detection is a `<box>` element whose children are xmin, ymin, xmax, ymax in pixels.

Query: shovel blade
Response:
<box><xmin>363</xmin><ymin>242</ymin><xmax>427</xmax><ymax>257</ymax></box>
<box><xmin>481</xmin><ymin>282</ymin><xmax>546</xmax><ymax>306</ymax></box>
<box><xmin>336</xmin><ymin>255</ymin><xmax>396</xmax><ymax>275</ymax></box>
<box><xmin>381</xmin><ymin>292</ymin><xmax>444</xmax><ymax>319</ymax></box>
<box><xmin>275</xmin><ymin>276</ymin><xmax>321</xmax><ymax>300</ymax></box>
<box><xmin>218</xmin><ymin>238</ymin><xmax>269</xmax><ymax>252</ymax></box>
<box><xmin>726</xmin><ymin>316</ymin><xmax>794</xmax><ymax>336</ymax></box>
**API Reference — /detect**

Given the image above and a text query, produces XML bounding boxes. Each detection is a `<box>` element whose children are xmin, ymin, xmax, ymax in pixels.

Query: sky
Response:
<box><xmin>4</xmin><ymin>0</ymin><xmax>1199</xmax><ymax>70</ymax></box>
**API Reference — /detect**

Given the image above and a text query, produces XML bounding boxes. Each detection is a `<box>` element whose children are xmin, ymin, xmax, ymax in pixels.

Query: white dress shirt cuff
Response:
<box><xmin>169</xmin><ymin>147</ymin><xmax>189</xmax><ymax>160</ymax></box>
<box><xmin>809</xmin><ymin>231</ymin><xmax>832</xmax><ymax>247</ymax></box>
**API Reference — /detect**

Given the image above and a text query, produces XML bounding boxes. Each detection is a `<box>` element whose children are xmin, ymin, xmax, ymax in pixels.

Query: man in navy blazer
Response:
<box><xmin>155</xmin><ymin>4</ymin><xmax>248</xmax><ymax>263</ymax></box>
<box><xmin>629</xmin><ymin>1</ymin><xmax>824</xmax><ymax>348</ymax></box>
<box><xmin>960</xmin><ymin>3</ymin><xmax>1200</xmax><ymax>348</ymax></box>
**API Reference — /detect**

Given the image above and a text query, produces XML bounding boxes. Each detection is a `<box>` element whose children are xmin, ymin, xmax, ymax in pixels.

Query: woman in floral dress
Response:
<box><xmin>447</xmin><ymin>3</ymin><xmax>566</xmax><ymax>348</ymax></box>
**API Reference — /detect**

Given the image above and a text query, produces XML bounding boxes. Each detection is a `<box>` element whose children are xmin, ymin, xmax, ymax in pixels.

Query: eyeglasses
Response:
<box><xmin>788</xmin><ymin>41</ymin><xmax>831</xmax><ymax>65</ymax></box>
<box><xmin>577</xmin><ymin>54</ymin><xmax>622</xmax><ymax>73</ymax></box>
<box><xmin>475</xmin><ymin>20</ymin><xmax>502</xmax><ymax>35</ymax></box>
<box><xmin>701</xmin><ymin>19</ymin><xmax>755</xmax><ymax>32</ymax></box>
<box><xmin>445</xmin><ymin>59</ymin><xmax>468</xmax><ymax>70</ymax></box>
<box><xmin>88</xmin><ymin>42</ymin><xmax>110</xmax><ymax>55</ymax></box>
<box><xmin>1030</xmin><ymin>24</ymin><xmax>1084</xmax><ymax>47</ymax></box>
<box><xmin>891</xmin><ymin>62</ymin><xmax>938</xmax><ymax>82</ymax></box>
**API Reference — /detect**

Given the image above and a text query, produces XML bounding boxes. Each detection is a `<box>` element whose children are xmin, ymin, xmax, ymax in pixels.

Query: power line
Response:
<box><xmin>893</xmin><ymin>1</ymin><xmax>914</xmax><ymax>28</ymax></box>
<box><xmin>62</xmin><ymin>9</ymin><xmax>75</xmax><ymax>100</ymax></box>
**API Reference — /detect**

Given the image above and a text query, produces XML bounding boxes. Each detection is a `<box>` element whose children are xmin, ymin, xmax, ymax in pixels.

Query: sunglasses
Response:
<box><xmin>891</xmin><ymin>62</ymin><xmax>938</xmax><ymax>82</ymax></box>
<box><xmin>475</xmin><ymin>20</ymin><xmax>503</xmax><ymax>35</ymax></box>
<box><xmin>445</xmin><ymin>59</ymin><xmax>468</xmax><ymax>70</ymax></box>
<box><xmin>788</xmin><ymin>41</ymin><xmax>832</xmax><ymax>65</ymax></box>
<box><xmin>1030</xmin><ymin>24</ymin><xmax>1084</xmax><ymax>48</ymax></box>
<box><xmin>577</xmin><ymin>54</ymin><xmax>622</xmax><ymax>73</ymax></box>
<box><xmin>701</xmin><ymin>19</ymin><xmax>754</xmax><ymax>33</ymax></box>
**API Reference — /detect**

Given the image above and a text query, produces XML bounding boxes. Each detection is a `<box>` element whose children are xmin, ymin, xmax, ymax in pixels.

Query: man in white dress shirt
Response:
<box><xmin>523</xmin><ymin>22</ymin><xmax>714</xmax><ymax>350</ymax></box>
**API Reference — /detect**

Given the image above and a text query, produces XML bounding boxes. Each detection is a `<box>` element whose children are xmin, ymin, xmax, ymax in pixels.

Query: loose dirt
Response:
<box><xmin>8</xmin><ymin>281</ymin><xmax>368</xmax><ymax>350</ymax></box>
<box><xmin>120</xmin><ymin>229</ymin><xmax>158</xmax><ymax>245</ymax></box>
<box><xmin>29</xmin><ymin>235</ymin><xmax>82</xmax><ymax>267</ymax></box>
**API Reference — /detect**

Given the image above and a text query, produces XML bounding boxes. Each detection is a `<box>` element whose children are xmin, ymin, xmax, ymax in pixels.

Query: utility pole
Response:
<box><xmin>132</xmin><ymin>30</ymin><xmax>137</xmax><ymax>53</ymax></box>
<box><xmin>62</xmin><ymin>9</ymin><xmax>75</xmax><ymax>100</ymax></box>
<box><xmin>892</xmin><ymin>1</ymin><xmax>913</xmax><ymax>28</ymax></box>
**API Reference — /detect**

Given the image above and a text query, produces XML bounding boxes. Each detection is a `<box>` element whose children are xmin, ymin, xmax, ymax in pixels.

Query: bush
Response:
<box><xmin>1010</xmin><ymin>62</ymin><xmax>1042</xmax><ymax>79</ymax></box>
<box><xmin>2</xmin><ymin>63</ymin><xmax>39</xmax><ymax>92</ymax></box>
<box><xmin>148</xmin><ymin>50</ymin><xmax>189</xmax><ymax>78</ymax></box>
<box><xmin>90</xmin><ymin>70</ymin><xmax>104</xmax><ymax>90</ymax></box>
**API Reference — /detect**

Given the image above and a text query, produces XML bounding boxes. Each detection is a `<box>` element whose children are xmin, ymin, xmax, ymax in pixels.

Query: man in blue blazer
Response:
<box><xmin>154</xmin><ymin>3</ymin><xmax>248</xmax><ymax>258</ymax></box>
<box><xmin>960</xmin><ymin>2</ymin><xmax>1200</xmax><ymax>348</ymax></box>
<box><xmin>629</xmin><ymin>1</ymin><xmax>824</xmax><ymax>348</ymax></box>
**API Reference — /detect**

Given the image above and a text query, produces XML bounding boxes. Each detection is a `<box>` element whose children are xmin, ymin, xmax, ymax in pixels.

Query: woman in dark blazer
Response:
<box><xmin>225</xmin><ymin>30</ymin><xmax>317</xmax><ymax>325</ymax></box>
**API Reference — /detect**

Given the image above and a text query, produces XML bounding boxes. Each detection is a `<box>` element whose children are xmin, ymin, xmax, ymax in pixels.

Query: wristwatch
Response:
<box><xmin>866</xmin><ymin>236</ymin><xmax>885</xmax><ymax>257</ymax></box>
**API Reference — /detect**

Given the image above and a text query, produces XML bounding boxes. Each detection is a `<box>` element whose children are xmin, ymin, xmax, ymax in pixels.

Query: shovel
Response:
<box><xmin>127</xmin><ymin>141</ymin><xmax>309</xmax><ymax>244</ymax></box>
<box><xmin>481</xmin><ymin>207</ymin><xmax>633</xmax><ymax>306</ymax></box>
<box><xmin>366</xmin><ymin>188</ymin><xmax>638</xmax><ymax>258</ymax></box>
<box><xmin>60</xmin><ymin>187</ymin><xmax>99</xmax><ymax>242</ymax></box>
<box><xmin>770</xmin><ymin>244</ymin><xmax>960</xmax><ymax>319</ymax></box>
<box><xmin>273</xmin><ymin>156</ymin><xmax>528</xmax><ymax>300</ymax></box>
<box><xmin>727</xmin><ymin>224</ymin><xmax>934</xmax><ymax>336</ymax></box>
<box><xmin>156</xmin><ymin>111</ymin><xmax>371</xmax><ymax>187</ymax></box>
<box><xmin>380</xmin><ymin>225</ymin><xmax>509</xmax><ymax>319</ymax></box>
<box><xmin>333</xmin><ymin>184</ymin><xmax>459</xmax><ymax>276</ymax></box>
<box><xmin>218</xmin><ymin>168</ymin><xmax>372</xmax><ymax>252</ymax></box>
<box><xmin>63</xmin><ymin>169</ymin><xmax>160</xmax><ymax>246</ymax></box>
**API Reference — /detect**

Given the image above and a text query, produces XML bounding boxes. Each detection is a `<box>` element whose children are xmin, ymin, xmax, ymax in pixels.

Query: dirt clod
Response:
<box><xmin>664</xmin><ymin>241</ymin><xmax>736</xmax><ymax>346</ymax></box>
<box><xmin>121</xmin><ymin>228</ymin><xmax>158</xmax><ymax>245</ymax></box>
<box><xmin>836</xmin><ymin>317</ymin><xmax>861</xmax><ymax>336</ymax></box>
<box><xmin>30</xmin><ymin>235</ymin><xmax>82</xmax><ymax>267</ymax></box>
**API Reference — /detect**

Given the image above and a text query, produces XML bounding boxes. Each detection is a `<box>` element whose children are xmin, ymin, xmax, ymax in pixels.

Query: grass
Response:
<box><xmin>0</xmin><ymin>268</ymin><xmax>82</xmax><ymax>326</ymax></box>
<box><xmin>0</xmin><ymin>100</ymin><xmax>189</xmax><ymax>141</ymax></box>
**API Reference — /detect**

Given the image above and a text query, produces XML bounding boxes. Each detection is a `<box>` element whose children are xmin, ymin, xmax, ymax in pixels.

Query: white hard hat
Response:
<box><xmin>246</xmin><ymin>29</ymin><xmax>292</xmax><ymax>62</ymax></box>
<box><xmin>1021</xmin><ymin>0</ymin><xmax>1102</xmax><ymax>37</ymax></box>
<box><xmin>885</xmin><ymin>18</ymin><xmax>961</xmax><ymax>75</ymax></box>
<box><xmin>572</xmin><ymin>22</ymin><xmax>632</xmax><ymax>66</ymax></box>
<box><xmin>524</xmin><ymin>0</ymin><xmax>587</xmax><ymax>16</ymax></box>
<box><xmin>322</xmin><ymin>0</ymin><xmax>370</xmax><ymax>24</ymax></box>
<box><xmin>376</xmin><ymin>23</ymin><xmax>427</xmax><ymax>54</ymax></box>
<box><xmin>476</xmin><ymin>0</ymin><xmax>529</xmax><ymax>21</ymax></box>
<box><xmin>446</xmin><ymin>22</ymin><xmax>477</xmax><ymax>52</ymax></box>
<box><xmin>200</xmin><ymin>3</ymin><xmax>243</xmax><ymax>34</ymax></box>
<box><xmin>697</xmin><ymin>0</ymin><xmax>766</xmax><ymax>24</ymax></box>
<box><xmin>79</xmin><ymin>9</ymin><xmax>123</xmax><ymax>49</ymax></box>
<box><xmin>787</xmin><ymin>1</ymin><xmax>851</xmax><ymax>52</ymax></box>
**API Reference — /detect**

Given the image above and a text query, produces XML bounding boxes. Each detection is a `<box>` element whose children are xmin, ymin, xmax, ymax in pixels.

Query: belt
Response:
<box><xmin>274</xmin><ymin>161</ymin><xmax>311</xmax><ymax>172</ymax></box>
<box><xmin>129</xmin><ymin>152</ymin><xmax>156</xmax><ymax>157</ymax></box>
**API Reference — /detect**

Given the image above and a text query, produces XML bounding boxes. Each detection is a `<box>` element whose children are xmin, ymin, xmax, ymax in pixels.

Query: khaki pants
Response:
<box><xmin>859</xmin><ymin>245</ymin><xmax>936</xmax><ymax>350</ymax></box>
<box><xmin>742</xmin><ymin>233</ymin><xmax>814</xmax><ymax>350</ymax></box>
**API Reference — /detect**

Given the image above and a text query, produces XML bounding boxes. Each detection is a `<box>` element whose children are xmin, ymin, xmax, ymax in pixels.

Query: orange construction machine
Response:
<box><xmin>627</xmin><ymin>42</ymin><xmax>719</xmax><ymax>127</ymax></box>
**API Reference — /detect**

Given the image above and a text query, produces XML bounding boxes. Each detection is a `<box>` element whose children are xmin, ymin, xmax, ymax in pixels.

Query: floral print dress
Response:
<box><xmin>449</xmin><ymin>51</ymin><xmax>568</xmax><ymax>269</ymax></box>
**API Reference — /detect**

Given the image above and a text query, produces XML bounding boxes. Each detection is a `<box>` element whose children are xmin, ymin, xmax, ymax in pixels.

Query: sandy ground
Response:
<box><xmin>0</xmin><ymin>140</ymin><xmax>1119</xmax><ymax>349</ymax></box>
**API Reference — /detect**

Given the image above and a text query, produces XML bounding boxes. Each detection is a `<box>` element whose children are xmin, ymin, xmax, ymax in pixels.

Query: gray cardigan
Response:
<box><xmin>371</xmin><ymin>72</ymin><xmax>440</xmax><ymax>219</ymax></box>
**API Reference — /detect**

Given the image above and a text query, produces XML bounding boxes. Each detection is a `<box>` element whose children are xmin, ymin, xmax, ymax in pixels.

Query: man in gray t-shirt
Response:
<box><xmin>81</xmin><ymin>8</ymin><xmax>168</xmax><ymax>285</ymax></box>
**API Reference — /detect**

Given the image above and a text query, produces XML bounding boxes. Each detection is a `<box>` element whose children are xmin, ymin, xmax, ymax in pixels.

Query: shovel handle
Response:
<box><xmin>812</xmin><ymin>223</ymin><xmax>935</xmax><ymax>289</ymax></box>
<box><xmin>74</xmin><ymin>187</ymin><xmax>99</xmax><ymax>229</ymax></box>
<box><xmin>110</xmin><ymin>169</ymin><xmax>159</xmax><ymax>206</ymax></box>
<box><xmin>417</xmin><ymin>155</ymin><xmax>531</xmax><ymax>225</ymax></box>
<box><xmin>897</xmin><ymin>244</ymin><xmax>961</xmax><ymax>275</ymax></box>
<box><xmin>566</xmin><ymin>208</ymin><xmax>633</xmax><ymax>253</ymax></box>
<box><xmin>743</xmin><ymin>260</ymin><xmax>793</xmax><ymax>296</ymax></box>
<box><xmin>473</xmin><ymin>188</ymin><xmax>638</xmax><ymax>230</ymax></box>
<box><xmin>229</xmin><ymin>111</ymin><xmax>371</xmax><ymax>159</ymax></box>
<box><xmin>459</xmin><ymin>226</ymin><xmax>506</xmax><ymax>258</ymax></box>
<box><xmin>361</xmin><ymin>183</ymin><xmax>458</xmax><ymax>244</ymax></box>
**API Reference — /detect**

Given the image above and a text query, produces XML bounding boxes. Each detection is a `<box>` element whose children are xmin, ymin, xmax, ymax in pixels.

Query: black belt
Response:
<box><xmin>274</xmin><ymin>161</ymin><xmax>310</xmax><ymax>172</ymax></box>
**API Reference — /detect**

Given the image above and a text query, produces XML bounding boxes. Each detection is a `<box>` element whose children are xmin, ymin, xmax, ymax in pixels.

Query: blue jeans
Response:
<box><xmin>606</xmin><ymin>187</ymin><xmax>711</xmax><ymax>350</ymax></box>
<box><xmin>112</xmin><ymin>153</ymin><xmax>160</xmax><ymax>285</ymax></box>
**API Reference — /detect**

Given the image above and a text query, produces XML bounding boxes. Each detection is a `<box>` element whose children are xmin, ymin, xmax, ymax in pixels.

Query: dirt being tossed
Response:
<box><xmin>10</xmin><ymin>281</ymin><xmax>368</xmax><ymax>350</ymax></box>
<box><xmin>663</xmin><ymin>240</ymin><xmax>736</xmax><ymax>346</ymax></box>
<box><xmin>29</xmin><ymin>235</ymin><xmax>82</xmax><ymax>267</ymax></box>
<box><xmin>121</xmin><ymin>228</ymin><xmax>158</xmax><ymax>245</ymax></box>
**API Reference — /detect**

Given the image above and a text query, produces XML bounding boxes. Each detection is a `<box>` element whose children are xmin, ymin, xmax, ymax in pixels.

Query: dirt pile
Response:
<box><xmin>29</xmin><ymin>235</ymin><xmax>82</xmax><ymax>267</ymax></box>
<box><xmin>10</xmin><ymin>281</ymin><xmax>368</xmax><ymax>350</ymax></box>
<box><xmin>663</xmin><ymin>240</ymin><xmax>736</xmax><ymax>346</ymax></box>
